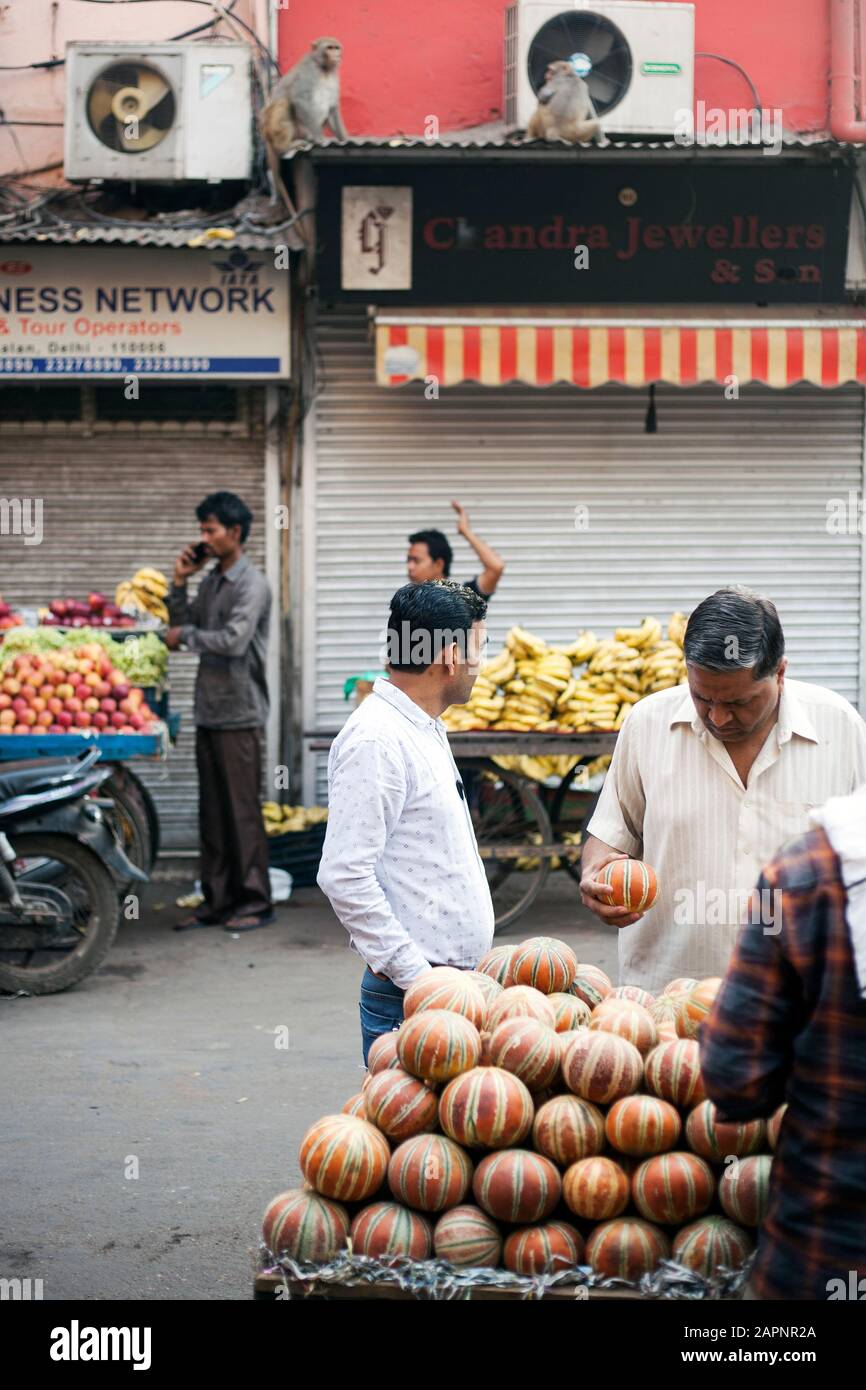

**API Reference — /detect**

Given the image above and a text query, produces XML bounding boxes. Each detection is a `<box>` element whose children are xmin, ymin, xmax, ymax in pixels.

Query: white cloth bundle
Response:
<box><xmin>810</xmin><ymin>785</ymin><xmax>866</xmax><ymax>998</ymax></box>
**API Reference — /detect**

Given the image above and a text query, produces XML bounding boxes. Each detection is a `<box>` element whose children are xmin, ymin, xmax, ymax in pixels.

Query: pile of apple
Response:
<box><xmin>0</xmin><ymin>597</ymin><xmax>25</xmax><ymax>632</ymax></box>
<box><xmin>41</xmin><ymin>593</ymin><xmax>136</xmax><ymax>629</ymax></box>
<box><xmin>0</xmin><ymin>644</ymin><xmax>157</xmax><ymax>735</ymax></box>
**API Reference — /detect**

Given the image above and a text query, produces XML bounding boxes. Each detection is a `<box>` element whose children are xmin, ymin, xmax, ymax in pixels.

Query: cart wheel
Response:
<box><xmin>101</xmin><ymin>766</ymin><xmax>153</xmax><ymax>886</ymax></box>
<box><xmin>550</xmin><ymin>763</ymin><xmax>604</xmax><ymax>885</ymax></box>
<box><xmin>462</xmin><ymin>765</ymin><xmax>552</xmax><ymax>934</ymax></box>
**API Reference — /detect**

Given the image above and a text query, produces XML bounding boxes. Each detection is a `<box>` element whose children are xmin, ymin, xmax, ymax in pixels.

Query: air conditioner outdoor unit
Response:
<box><xmin>64</xmin><ymin>41</ymin><xmax>253</xmax><ymax>182</ymax></box>
<box><xmin>505</xmin><ymin>1</ymin><xmax>695</xmax><ymax>136</ymax></box>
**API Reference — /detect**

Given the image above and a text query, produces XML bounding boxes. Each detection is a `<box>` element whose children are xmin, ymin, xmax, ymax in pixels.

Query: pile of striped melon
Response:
<box><xmin>263</xmin><ymin>939</ymin><xmax>785</xmax><ymax>1284</ymax></box>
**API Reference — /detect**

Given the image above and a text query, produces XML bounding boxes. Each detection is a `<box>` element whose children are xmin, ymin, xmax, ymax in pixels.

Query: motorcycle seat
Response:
<box><xmin>0</xmin><ymin>756</ymin><xmax>95</xmax><ymax>804</ymax></box>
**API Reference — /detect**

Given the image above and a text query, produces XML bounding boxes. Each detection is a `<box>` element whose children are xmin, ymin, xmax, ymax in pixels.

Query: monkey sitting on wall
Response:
<box><xmin>261</xmin><ymin>36</ymin><xmax>347</xmax><ymax>153</ymax></box>
<box><xmin>527</xmin><ymin>61</ymin><xmax>601</xmax><ymax>144</ymax></box>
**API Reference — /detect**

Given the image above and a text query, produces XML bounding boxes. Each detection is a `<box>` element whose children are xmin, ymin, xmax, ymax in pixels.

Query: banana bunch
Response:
<box><xmin>668</xmin><ymin>611</ymin><xmax>688</xmax><ymax>646</ymax></box>
<box><xmin>115</xmin><ymin>568</ymin><xmax>170</xmax><ymax>625</ymax></box>
<box><xmin>497</xmin><ymin>642</ymin><xmax>573</xmax><ymax>730</ymax></box>
<box><xmin>262</xmin><ymin>802</ymin><xmax>329</xmax><ymax>836</ymax></box>
<box><xmin>561</xmin><ymin>630</ymin><xmax>599</xmax><ymax>664</ymax></box>
<box><xmin>614</xmin><ymin>616</ymin><xmax>663</xmax><ymax>650</ymax></box>
<box><xmin>640</xmin><ymin>640</ymin><xmax>687</xmax><ymax>694</ymax></box>
<box><xmin>505</xmin><ymin>626</ymin><xmax>548</xmax><ymax>660</ymax></box>
<box><xmin>441</xmin><ymin>648</ymin><xmax>514</xmax><ymax>730</ymax></box>
<box><xmin>445</xmin><ymin>611</ymin><xmax>689</xmax><ymax>735</ymax></box>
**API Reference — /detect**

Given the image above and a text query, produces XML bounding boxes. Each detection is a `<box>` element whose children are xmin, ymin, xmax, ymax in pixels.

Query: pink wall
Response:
<box><xmin>277</xmin><ymin>0</ymin><xmax>834</xmax><ymax>137</ymax></box>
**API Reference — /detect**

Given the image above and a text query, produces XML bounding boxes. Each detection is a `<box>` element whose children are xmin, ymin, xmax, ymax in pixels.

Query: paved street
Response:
<box><xmin>1</xmin><ymin>873</ymin><xmax>615</xmax><ymax>1301</ymax></box>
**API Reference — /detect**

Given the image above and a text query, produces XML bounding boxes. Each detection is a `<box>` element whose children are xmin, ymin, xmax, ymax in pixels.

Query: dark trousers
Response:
<box><xmin>359</xmin><ymin>967</ymin><xmax>405</xmax><ymax>1066</ymax></box>
<box><xmin>195</xmin><ymin>726</ymin><xmax>272</xmax><ymax>920</ymax></box>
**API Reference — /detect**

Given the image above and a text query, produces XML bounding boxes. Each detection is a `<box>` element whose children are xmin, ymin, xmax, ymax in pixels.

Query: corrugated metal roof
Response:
<box><xmin>289</xmin><ymin>123</ymin><xmax>860</xmax><ymax>157</ymax></box>
<box><xmin>0</xmin><ymin>189</ymin><xmax>305</xmax><ymax>250</ymax></box>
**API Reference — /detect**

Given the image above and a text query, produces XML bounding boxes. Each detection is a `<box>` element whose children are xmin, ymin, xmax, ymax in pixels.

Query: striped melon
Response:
<box><xmin>299</xmin><ymin>1115</ymin><xmax>390</xmax><ymax>1202</ymax></box>
<box><xmin>433</xmin><ymin>1204</ymin><xmax>502</xmax><ymax>1268</ymax></box>
<box><xmin>439</xmin><ymin>1066</ymin><xmax>534</xmax><ymax>1149</ymax></box>
<box><xmin>262</xmin><ymin>1188</ymin><xmax>350</xmax><ymax>1261</ymax></box>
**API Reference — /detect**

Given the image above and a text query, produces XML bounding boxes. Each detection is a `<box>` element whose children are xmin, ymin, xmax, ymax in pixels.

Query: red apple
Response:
<box><xmin>48</xmin><ymin>724</ymin><xmax>66</xmax><ymax>734</ymax></box>
<box><xmin>47</xmin><ymin>697</ymin><xmax>63</xmax><ymax>715</ymax></box>
<box><xmin>31</xmin><ymin>697</ymin><xmax>46</xmax><ymax>714</ymax></box>
<box><xmin>119</xmin><ymin>724</ymin><xmax>136</xmax><ymax>734</ymax></box>
<box><xmin>92</xmin><ymin>711</ymin><xmax>109</xmax><ymax>729</ymax></box>
<box><xmin>49</xmin><ymin>600</ymin><xmax>68</xmax><ymax>618</ymax></box>
<box><xmin>0</xmin><ymin>602</ymin><xmax>10</xmax><ymax>619</ymax></box>
<box><xmin>74</xmin><ymin>684</ymin><xmax>91</xmax><ymax>702</ymax></box>
<box><xmin>2</xmin><ymin>677</ymin><xmax>21</xmax><ymax>696</ymax></box>
<box><xmin>65</xmin><ymin>697</ymin><xmax>83</xmax><ymax>714</ymax></box>
<box><xmin>77</xmin><ymin>659</ymin><xmax>94</xmax><ymax>674</ymax></box>
<box><xmin>12</xmin><ymin>723</ymin><xmax>31</xmax><ymax>734</ymax></box>
<box><xmin>0</xmin><ymin>693</ymin><xmax>10</xmax><ymax>710</ymax></box>
<box><xmin>20</xmin><ymin>685</ymin><xmax>36</xmax><ymax>701</ymax></box>
<box><xmin>93</xmin><ymin>681</ymin><xmax>111</xmax><ymax>699</ymax></box>
<box><xmin>99</xmin><ymin>697</ymin><xmax>117</xmax><ymax>714</ymax></box>
<box><xmin>36</xmin><ymin>711</ymin><xmax>53</xmax><ymax>728</ymax></box>
<box><xmin>103</xmin><ymin>603</ymin><xmax>122</xmax><ymax>618</ymax></box>
<box><xmin>30</xmin><ymin>669</ymin><xmax>47</xmax><ymax>688</ymax></box>
<box><xmin>0</xmin><ymin>710</ymin><xmax>15</xmax><ymax>728</ymax></box>
<box><xmin>74</xmin><ymin>710</ymin><xmax>91</xmax><ymax>728</ymax></box>
<box><xmin>83</xmin><ymin>697</ymin><xmax>100</xmax><ymax>713</ymax></box>
<box><xmin>55</xmin><ymin>683</ymin><xmax>74</xmax><ymax>701</ymax></box>
<box><xmin>20</xmin><ymin>709</ymin><xmax>37</xmax><ymax>726</ymax></box>
<box><xmin>88</xmin><ymin>593</ymin><xmax>106</xmax><ymax>612</ymax></box>
<box><xmin>110</xmin><ymin>711</ymin><xmax>127</xmax><ymax>728</ymax></box>
<box><xmin>127</xmin><ymin>713</ymin><xmax>145</xmax><ymax>730</ymax></box>
<box><xmin>108</xmin><ymin>674</ymin><xmax>129</xmax><ymax>694</ymax></box>
<box><xmin>56</xmin><ymin>711</ymin><xmax>73</xmax><ymax>728</ymax></box>
<box><xmin>84</xmin><ymin>672</ymin><xmax>101</xmax><ymax>689</ymax></box>
<box><xmin>41</xmin><ymin>684</ymin><xmax>55</xmax><ymax>700</ymax></box>
<box><xmin>11</xmin><ymin>698</ymin><xmax>28</xmax><ymax>715</ymax></box>
<box><xmin>97</xmin><ymin>659</ymin><xmax>113</xmax><ymax>678</ymax></box>
<box><xmin>12</xmin><ymin>656</ymin><xmax>30</xmax><ymax>674</ymax></box>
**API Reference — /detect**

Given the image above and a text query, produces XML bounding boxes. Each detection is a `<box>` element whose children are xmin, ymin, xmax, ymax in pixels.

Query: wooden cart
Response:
<box><xmin>306</xmin><ymin>730</ymin><xmax>618</xmax><ymax>932</ymax></box>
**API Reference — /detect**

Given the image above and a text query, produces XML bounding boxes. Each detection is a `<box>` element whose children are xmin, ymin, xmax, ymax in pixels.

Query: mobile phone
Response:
<box><xmin>191</xmin><ymin>542</ymin><xmax>209</xmax><ymax>562</ymax></box>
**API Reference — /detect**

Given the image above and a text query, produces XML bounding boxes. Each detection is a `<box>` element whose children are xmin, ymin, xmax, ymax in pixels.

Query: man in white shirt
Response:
<box><xmin>317</xmin><ymin>580</ymin><xmax>495</xmax><ymax>1062</ymax></box>
<box><xmin>580</xmin><ymin>587</ymin><xmax>866</xmax><ymax>994</ymax></box>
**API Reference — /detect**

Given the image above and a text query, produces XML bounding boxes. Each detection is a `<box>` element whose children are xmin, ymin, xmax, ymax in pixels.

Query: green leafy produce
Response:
<box><xmin>0</xmin><ymin>626</ymin><xmax>167</xmax><ymax>686</ymax></box>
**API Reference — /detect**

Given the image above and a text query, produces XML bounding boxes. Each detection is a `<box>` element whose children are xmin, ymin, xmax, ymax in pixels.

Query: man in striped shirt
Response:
<box><xmin>700</xmin><ymin>792</ymin><xmax>866</xmax><ymax>1300</ymax></box>
<box><xmin>580</xmin><ymin>587</ymin><xmax>866</xmax><ymax>993</ymax></box>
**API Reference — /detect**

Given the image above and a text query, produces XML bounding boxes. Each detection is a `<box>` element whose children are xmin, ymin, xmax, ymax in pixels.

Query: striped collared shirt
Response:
<box><xmin>701</xmin><ymin>823</ymin><xmax>866</xmax><ymax>1300</ymax></box>
<box><xmin>587</xmin><ymin>678</ymin><xmax>866</xmax><ymax>993</ymax></box>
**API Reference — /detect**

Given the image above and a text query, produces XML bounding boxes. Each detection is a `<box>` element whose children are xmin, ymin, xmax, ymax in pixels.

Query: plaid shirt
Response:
<box><xmin>700</xmin><ymin>826</ymin><xmax>866</xmax><ymax>1301</ymax></box>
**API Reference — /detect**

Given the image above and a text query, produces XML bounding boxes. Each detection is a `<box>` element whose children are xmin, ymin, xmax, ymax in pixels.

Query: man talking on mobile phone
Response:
<box><xmin>166</xmin><ymin>491</ymin><xmax>274</xmax><ymax>933</ymax></box>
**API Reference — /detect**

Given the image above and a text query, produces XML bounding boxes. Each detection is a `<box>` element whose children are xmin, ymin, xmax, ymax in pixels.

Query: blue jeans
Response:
<box><xmin>359</xmin><ymin>967</ymin><xmax>405</xmax><ymax>1066</ymax></box>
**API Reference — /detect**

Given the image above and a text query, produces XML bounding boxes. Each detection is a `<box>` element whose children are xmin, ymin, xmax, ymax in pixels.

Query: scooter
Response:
<box><xmin>0</xmin><ymin>748</ymin><xmax>146</xmax><ymax>994</ymax></box>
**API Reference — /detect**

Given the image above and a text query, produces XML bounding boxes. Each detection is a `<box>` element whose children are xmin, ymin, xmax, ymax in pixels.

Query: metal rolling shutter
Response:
<box><xmin>0</xmin><ymin>431</ymin><xmax>266</xmax><ymax>850</ymax></box>
<box><xmin>307</xmin><ymin>309</ymin><xmax>864</xmax><ymax>800</ymax></box>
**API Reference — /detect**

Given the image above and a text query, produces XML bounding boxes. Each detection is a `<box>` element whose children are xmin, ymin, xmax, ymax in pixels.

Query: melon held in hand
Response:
<box><xmin>598</xmin><ymin>858</ymin><xmax>658</xmax><ymax>912</ymax></box>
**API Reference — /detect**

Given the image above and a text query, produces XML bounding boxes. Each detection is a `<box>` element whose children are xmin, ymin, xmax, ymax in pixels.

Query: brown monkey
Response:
<box><xmin>261</xmin><ymin>37</ymin><xmax>347</xmax><ymax>153</ymax></box>
<box><xmin>527</xmin><ymin>61</ymin><xmax>601</xmax><ymax>144</ymax></box>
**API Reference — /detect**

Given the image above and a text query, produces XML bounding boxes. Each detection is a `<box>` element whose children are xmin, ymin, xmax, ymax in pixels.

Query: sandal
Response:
<box><xmin>173</xmin><ymin>912</ymin><xmax>223</xmax><ymax>932</ymax></box>
<box><xmin>222</xmin><ymin>911</ymin><xmax>275</xmax><ymax>933</ymax></box>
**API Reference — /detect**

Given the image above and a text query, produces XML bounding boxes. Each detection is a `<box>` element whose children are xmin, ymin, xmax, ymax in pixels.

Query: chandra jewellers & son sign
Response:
<box><xmin>323</xmin><ymin>163</ymin><xmax>852</xmax><ymax>304</ymax></box>
<box><xmin>0</xmin><ymin>245</ymin><xmax>289</xmax><ymax>379</ymax></box>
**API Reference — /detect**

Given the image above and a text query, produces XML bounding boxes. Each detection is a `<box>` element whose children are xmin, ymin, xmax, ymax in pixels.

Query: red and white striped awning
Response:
<box><xmin>376</xmin><ymin>315</ymin><xmax>866</xmax><ymax>389</ymax></box>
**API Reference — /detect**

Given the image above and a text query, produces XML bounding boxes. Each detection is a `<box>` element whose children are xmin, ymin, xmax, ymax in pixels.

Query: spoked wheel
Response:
<box><xmin>461</xmin><ymin>762</ymin><xmax>553</xmax><ymax>933</ymax></box>
<box><xmin>0</xmin><ymin>833</ymin><xmax>119</xmax><ymax>995</ymax></box>
<box><xmin>550</xmin><ymin>765</ymin><xmax>604</xmax><ymax>885</ymax></box>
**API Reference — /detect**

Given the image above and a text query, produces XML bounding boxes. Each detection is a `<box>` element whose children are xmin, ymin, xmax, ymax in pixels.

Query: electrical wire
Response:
<box><xmin>694</xmin><ymin>53</ymin><xmax>762</xmax><ymax>115</ymax></box>
<box><xmin>0</xmin><ymin>0</ymin><xmax>277</xmax><ymax>75</ymax></box>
